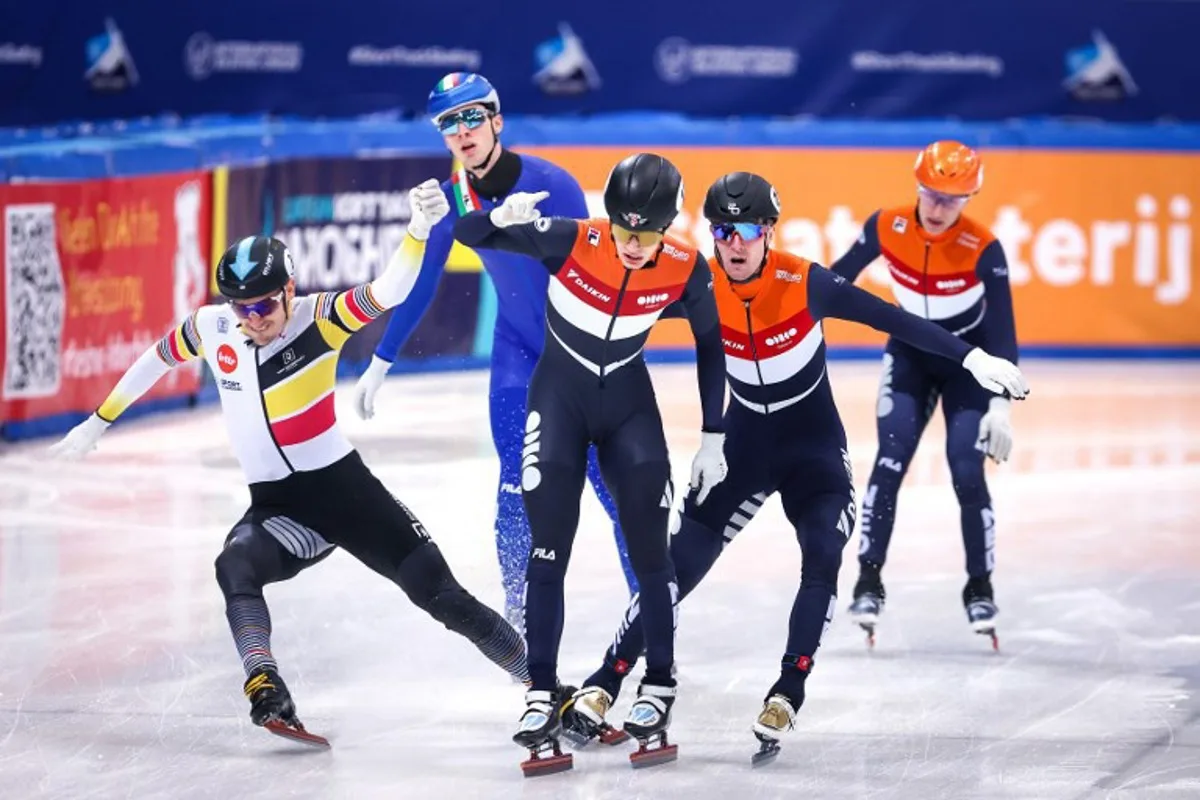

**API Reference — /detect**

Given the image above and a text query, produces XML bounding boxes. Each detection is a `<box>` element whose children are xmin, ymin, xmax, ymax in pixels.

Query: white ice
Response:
<box><xmin>1</xmin><ymin>361</ymin><xmax>1198</xmax><ymax>799</ymax></box>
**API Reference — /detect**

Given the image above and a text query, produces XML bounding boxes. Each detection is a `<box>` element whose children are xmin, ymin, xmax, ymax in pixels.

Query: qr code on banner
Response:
<box><xmin>4</xmin><ymin>203</ymin><xmax>65</xmax><ymax>399</ymax></box>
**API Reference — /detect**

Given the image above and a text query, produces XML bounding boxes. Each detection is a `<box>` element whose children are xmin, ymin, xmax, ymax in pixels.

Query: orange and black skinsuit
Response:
<box><xmin>453</xmin><ymin>213</ymin><xmax>726</xmax><ymax>694</ymax></box>
<box><xmin>578</xmin><ymin>247</ymin><xmax>980</xmax><ymax>711</ymax></box>
<box><xmin>833</xmin><ymin>207</ymin><xmax>1017</xmax><ymax>579</ymax></box>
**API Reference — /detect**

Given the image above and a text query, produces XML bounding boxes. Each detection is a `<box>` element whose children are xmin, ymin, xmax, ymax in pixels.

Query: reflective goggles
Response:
<box><xmin>711</xmin><ymin>222</ymin><xmax>767</xmax><ymax>242</ymax></box>
<box><xmin>612</xmin><ymin>225</ymin><xmax>664</xmax><ymax>246</ymax></box>
<box><xmin>436</xmin><ymin>107</ymin><xmax>490</xmax><ymax>136</ymax></box>
<box><xmin>917</xmin><ymin>185</ymin><xmax>971</xmax><ymax>210</ymax></box>
<box><xmin>229</xmin><ymin>290</ymin><xmax>285</xmax><ymax>320</ymax></box>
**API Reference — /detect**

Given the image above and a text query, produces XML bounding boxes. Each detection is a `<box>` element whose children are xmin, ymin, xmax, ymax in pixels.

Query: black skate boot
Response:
<box><xmin>623</xmin><ymin>682</ymin><xmax>678</xmax><ymax>768</ymax></box>
<box><xmin>848</xmin><ymin>561</ymin><xmax>886</xmax><ymax>647</ymax></box>
<box><xmin>244</xmin><ymin>668</ymin><xmax>329</xmax><ymax>748</ymax></box>
<box><xmin>963</xmin><ymin>573</ymin><xmax>999</xmax><ymax>650</ymax></box>
<box><xmin>514</xmin><ymin>688</ymin><xmax>573</xmax><ymax>777</ymax></box>
<box><xmin>245</xmin><ymin>667</ymin><xmax>296</xmax><ymax>726</ymax></box>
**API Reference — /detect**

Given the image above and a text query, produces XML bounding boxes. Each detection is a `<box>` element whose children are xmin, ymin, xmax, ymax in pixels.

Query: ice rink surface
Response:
<box><xmin>1</xmin><ymin>360</ymin><xmax>1198</xmax><ymax>799</ymax></box>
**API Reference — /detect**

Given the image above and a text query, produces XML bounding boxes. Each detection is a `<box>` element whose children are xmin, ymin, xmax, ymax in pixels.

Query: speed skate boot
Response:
<box><xmin>514</xmin><ymin>688</ymin><xmax>573</xmax><ymax>777</ymax></box>
<box><xmin>623</xmin><ymin>681</ymin><xmax>678</xmax><ymax>768</ymax></box>
<box><xmin>848</xmin><ymin>561</ymin><xmax>885</xmax><ymax>647</ymax></box>
<box><xmin>751</xmin><ymin>694</ymin><xmax>798</xmax><ymax>767</ymax></box>
<box><xmin>963</xmin><ymin>573</ymin><xmax>999</xmax><ymax>650</ymax></box>
<box><xmin>562</xmin><ymin>685</ymin><xmax>630</xmax><ymax>747</ymax></box>
<box><xmin>244</xmin><ymin>667</ymin><xmax>329</xmax><ymax>748</ymax></box>
<box><xmin>245</xmin><ymin>667</ymin><xmax>297</xmax><ymax>727</ymax></box>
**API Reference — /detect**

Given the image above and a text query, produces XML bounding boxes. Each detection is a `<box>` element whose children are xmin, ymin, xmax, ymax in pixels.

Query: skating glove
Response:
<box><xmin>489</xmin><ymin>191</ymin><xmax>549</xmax><ymax>228</ymax></box>
<box><xmin>690</xmin><ymin>431</ymin><xmax>728</xmax><ymax>505</ymax></box>
<box><xmin>976</xmin><ymin>397</ymin><xmax>1014</xmax><ymax>464</ymax></box>
<box><xmin>353</xmin><ymin>355</ymin><xmax>392</xmax><ymax>420</ymax></box>
<box><xmin>406</xmin><ymin>178</ymin><xmax>450</xmax><ymax>241</ymax></box>
<box><xmin>962</xmin><ymin>348</ymin><xmax>1029</xmax><ymax>400</ymax></box>
<box><xmin>48</xmin><ymin>413</ymin><xmax>110</xmax><ymax>460</ymax></box>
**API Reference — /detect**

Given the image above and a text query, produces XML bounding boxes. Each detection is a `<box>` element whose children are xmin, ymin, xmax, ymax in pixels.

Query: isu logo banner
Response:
<box><xmin>524</xmin><ymin>145</ymin><xmax>1200</xmax><ymax>350</ymax></box>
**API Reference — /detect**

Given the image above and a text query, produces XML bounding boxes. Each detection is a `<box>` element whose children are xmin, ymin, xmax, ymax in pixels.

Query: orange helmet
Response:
<box><xmin>913</xmin><ymin>140</ymin><xmax>983</xmax><ymax>196</ymax></box>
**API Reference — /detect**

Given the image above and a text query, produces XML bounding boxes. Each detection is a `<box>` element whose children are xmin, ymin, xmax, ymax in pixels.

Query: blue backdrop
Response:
<box><xmin>0</xmin><ymin>1</ymin><xmax>1195</xmax><ymax>126</ymax></box>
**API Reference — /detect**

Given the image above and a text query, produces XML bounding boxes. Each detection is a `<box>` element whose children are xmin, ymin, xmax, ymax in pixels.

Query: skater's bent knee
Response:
<box><xmin>214</xmin><ymin>540</ymin><xmax>263</xmax><ymax>597</ymax></box>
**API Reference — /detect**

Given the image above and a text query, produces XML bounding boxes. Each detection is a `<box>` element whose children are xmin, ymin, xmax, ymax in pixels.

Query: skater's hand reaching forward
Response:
<box><xmin>962</xmin><ymin>348</ymin><xmax>1029</xmax><ymax>400</ymax></box>
<box><xmin>490</xmin><ymin>191</ymin><xmax>549</xmax><ymax>228</ymax></box>
<box><xmin>48</xmin><ymin>413</ymin><xmax>110</xmax><ymax>460</ymax></box>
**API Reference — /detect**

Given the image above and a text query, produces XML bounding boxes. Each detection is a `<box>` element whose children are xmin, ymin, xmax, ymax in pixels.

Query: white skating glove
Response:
<box><xmin>977</xmin><ymin>397</ymin><xmax>1015</xmax><ymax>464</ymax></box>
<box><xmin>48</xmin><ymin>413</ymin><xmax>110</xmax><ymax>460</ymax></box>
<box><xmin>962</xmin><ymin>348</ymin><xmax>1029</xmax><ymax>400</ymax></box>
<box><xmin>689</xmin><ymin>432</ymin><xmax>728</xmax><ymax>505</ymax></box>
<box><xmin>406</xmin><ymin>178</ymin><xmax>450</xmax><ymax>241</ymax></box>
<box><xmin>353</xmin><ymin>355</ymin><xmax>392</xmax><ymax>421</ymax></box>
<box><xmin>489</xmin><ymin>191</ymin><xmax>549</xmax><ymax>228</ymax></box>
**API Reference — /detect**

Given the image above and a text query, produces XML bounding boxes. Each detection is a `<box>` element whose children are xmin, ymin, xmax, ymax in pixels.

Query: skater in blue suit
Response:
<box><xmin>353</xmin><ymin>73</ymin><xmax>636</xmax><ymax>633</ymax></box>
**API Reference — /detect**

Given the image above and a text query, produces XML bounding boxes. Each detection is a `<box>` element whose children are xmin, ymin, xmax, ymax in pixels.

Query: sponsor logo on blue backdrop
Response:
<box><xmin>85</xmin><ymin>18</ymin><xmax>138</xmax><ymax>92</ymax></box>
<box><xmin>0</xmin><ymin>43</ymin><xmax>42</xmax><ymax>68</ymax></box>
<box><xmin>850</xmin><ymin>50</ymin><xmax>1003</xmax><ymax>78</ymax></box>
<box><xmin>185</xmin><ymin>33</ymin><xmax>303</xmax><ymax>81</ymax></box>
<box><xmin>1064</xmin><ymin>31</ymin><xmax>1138</xmax><ymax>101</ymax></box>
<box><xmin>275</xmin><ymin>190</ymin><xmax>414</xmax><ymax>292</ymax></box>
<box><xmin>654</xmin><ymin>38</ymin><xmax>798</xmax><ymax>84</ymax></box>
<box><xmin>348</xmin><ymin>45</ymin><xmax>481</xmax><ymax>70</ymax></box>
<box><xmin>533</xmin><ymin>23</ymin><xmax>601</xmax><ymax>95</ymax></box>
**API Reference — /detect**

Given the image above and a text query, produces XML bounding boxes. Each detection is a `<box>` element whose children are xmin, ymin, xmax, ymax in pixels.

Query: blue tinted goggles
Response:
<box><xmin>436</xmin><ymin>108</ymin><xmax>490</xmax><ymax>135</ymax></box>
<box><xmin>711</xmin><ymin>222</ymin><xmax>767</xmax><ymax>242</ymax></box>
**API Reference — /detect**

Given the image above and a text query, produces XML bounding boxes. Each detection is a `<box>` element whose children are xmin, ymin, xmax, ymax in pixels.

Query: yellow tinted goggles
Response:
<box><xmin>612</xmin><ymin>225</ymin><xmax>664</xmax><ymax>246</ymax></box>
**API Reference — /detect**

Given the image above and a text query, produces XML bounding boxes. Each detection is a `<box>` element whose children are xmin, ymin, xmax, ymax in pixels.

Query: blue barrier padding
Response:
<box><xmin>3</xmin><ymin>114</ymin><xmax>1199</xmax><ymax>180</ymax></box>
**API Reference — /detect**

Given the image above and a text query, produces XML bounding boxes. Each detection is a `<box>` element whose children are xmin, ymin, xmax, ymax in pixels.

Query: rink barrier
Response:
<box><xmin>3</xmin><ymin>115</ymin><xmax>1200</xmax><ymax>181</ymax></box>
<box><xmin>3</xmin><ymin>116</ymin><xmax>1199</xmax><ymax>440</ymax></box>
<box><xmin>0</xmin><ymin>171</ymin><xmax>212</xmax><ymax>441</ymax></box>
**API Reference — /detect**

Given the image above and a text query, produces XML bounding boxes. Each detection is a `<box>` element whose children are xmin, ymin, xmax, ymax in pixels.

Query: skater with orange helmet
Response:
<box><xmin>833</xmin><ymin>141</ymin><xmax>1019</xmax><ymax>650</ymax></box>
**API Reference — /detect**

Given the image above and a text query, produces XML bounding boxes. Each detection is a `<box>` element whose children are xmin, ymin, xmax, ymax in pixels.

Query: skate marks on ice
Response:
<box><xmin>0</xmin><ymin>364</ymin><xmax>1198</xmax><ymax>797</ymax></box>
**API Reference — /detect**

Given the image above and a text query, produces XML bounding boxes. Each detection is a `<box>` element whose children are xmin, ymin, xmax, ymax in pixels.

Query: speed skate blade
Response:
<box><xmin>630</xmin><ymin>742</ymin><xmax>678</xmax><ymax>769</ymax></box>
<box><xmin>263</xmin><ymin>720</ymin><xmax>331</xmax><ymax>749</ymax></box>
<box><xmin>599</xmin><ymin>725</ymin><xmax>631</xmax><ymax>745</ymax></box>
<box><xmin>752</xmin><ymin>740</ymin><xmax>780</xmax><ymax>767</ymax></box>
<box><xmin>520</xmin><ymin>752</ymin><xmax>573</xmax><ymax>777</ymax></box>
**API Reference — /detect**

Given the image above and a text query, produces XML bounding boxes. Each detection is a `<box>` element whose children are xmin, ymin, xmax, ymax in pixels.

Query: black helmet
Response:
<box><xmin>703</xmin><ymin>172</ymin><xmax>781</xmax><ymax>225</ymax></box>
<box><xmin>603</xmin><ymin>153</ymin><xmax>684</xmax><ymax>232</ymax></box>
<box><xmin>216</xmin><ymin>236</ymin><xmax>295</xmax><ymax>300</ymax></box>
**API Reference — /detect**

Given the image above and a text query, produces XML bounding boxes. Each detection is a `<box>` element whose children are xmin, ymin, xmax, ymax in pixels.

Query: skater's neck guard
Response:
<box><xmin>469</xmin><ymin>149</ymin><xmax>522</xmax><ymax>200</ymax></box>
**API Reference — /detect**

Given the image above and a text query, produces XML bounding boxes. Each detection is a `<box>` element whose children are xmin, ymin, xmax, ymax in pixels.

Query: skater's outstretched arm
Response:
<box><xmin>452</xmin><ymin>191</ymin><xmax>577</xmax><ymax>273</ymax></box>
<box><xmin>317</xmin><ymin>179</ymin><xmax>446</xmax><ymax>351</ymax></box>
<box><xmin>48</xmin><ymin>310</ymin><xmax>205</xmax><ymax>458</ymax></box>
<box><xmin>830</xmin><ymin>210</ymin><xmax>881</xmax><ymax>283</ymax></box>
<box><xmin>372</xmin><ymin>187</ymin><xmax>456</xmax><ymax>361</ymax></box>
<box><xmin>806</xmin><ymin>264</ymin><xmax>1028</xmax><ymax>399</ymax></box>
<box><xmin>352</xmin><ymin>179</ymin><xmax>452</xmax><ymax>418</ymax></box>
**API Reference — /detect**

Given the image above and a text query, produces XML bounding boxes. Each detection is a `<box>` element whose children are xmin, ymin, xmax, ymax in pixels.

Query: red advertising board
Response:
<box><xmin>0</xmin><ymin>172</ymin><xmax>212</xmax><ymax>428</ymax></box>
